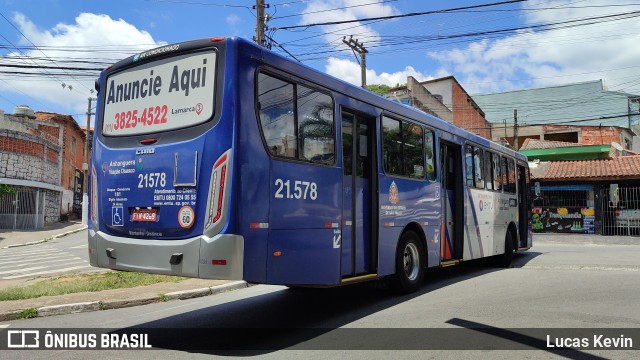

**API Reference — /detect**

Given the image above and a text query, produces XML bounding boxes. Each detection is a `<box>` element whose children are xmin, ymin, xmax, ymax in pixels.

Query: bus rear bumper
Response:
<box><xmin>88</xmin><ymin>229</ymin><xmax>244</xmax><ymax>280</ymax></box>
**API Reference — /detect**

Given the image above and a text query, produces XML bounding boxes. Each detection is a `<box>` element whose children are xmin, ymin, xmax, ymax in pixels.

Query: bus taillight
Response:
<box><xmin>206</xmin><ymin>150</ymin><xmax>231</xmax><ymax>229</ymax></box>
<box><xmin>91</xmin><ymin>165</ymin><xmax>98</xmax><ymax>226</ymax></box>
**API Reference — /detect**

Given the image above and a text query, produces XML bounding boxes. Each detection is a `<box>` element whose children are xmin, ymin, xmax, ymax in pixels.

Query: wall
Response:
<box><xmin>35</xmin><ymin>112</ymin><xmax>87</xmax><ymax>213</ymax></box>
<box><xmin>0</xmin><ymin>113</ymin><xmax>64</xmax><ymax>226</ymax></box>
<box><xmin>0</xmin><ymin>129</ymin><xmax>60</xmax><ymax>186</ymax></box>
<box><xmin>451</xmin><ymin>80</ymin><xmax>492</xmax><ymax>140</ymax></box>
<box><xmin>406</xmin><ymin>77</ymin><xmax>453</xmax><ymax>122</ymax></box>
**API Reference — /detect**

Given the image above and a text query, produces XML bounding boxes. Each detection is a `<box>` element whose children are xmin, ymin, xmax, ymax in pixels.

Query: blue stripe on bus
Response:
<box><xmin>467</xmin><ymin>188</ymin><xmax>484</xmax><ymax>257</ymax></box>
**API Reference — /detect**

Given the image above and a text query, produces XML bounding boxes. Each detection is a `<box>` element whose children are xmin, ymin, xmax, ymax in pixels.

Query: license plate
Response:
<box><xmin>131</xmin><ymin>209</ymin><xmax>157</xmax><ymax>222</ymax></box>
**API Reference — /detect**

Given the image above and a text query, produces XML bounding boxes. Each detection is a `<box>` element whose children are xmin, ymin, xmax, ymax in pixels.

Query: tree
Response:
<box><xmin>365</xmin><ymin>84</ymin><xmax>391</xmax><ymax>95</ymax></box>
<box><xmin>0</xmin><ymin>184</ymin><xmax>15</xmax><ymax>196</ymax></box>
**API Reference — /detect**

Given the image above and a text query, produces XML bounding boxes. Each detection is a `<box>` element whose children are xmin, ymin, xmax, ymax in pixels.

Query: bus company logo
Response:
<box><xmin>136</xmin><ymin>158</ymin><xmax>144</xmax><ymax>171</ymax></box>
<box><xmin>170</xmin><ymin>103</ymin><xmax>204</xmax><ymax>116</ymax></box>
<box><xmin>102</xmin><ymin>162</ymin><xmax>109</xmax><ymax>175</ymax></box>
<box><xmin>389</xmin><ymin>181</ymin><xmax>399</xmax><ymax>204</ymax></box>
<box><xmin>133</xmin><ymin>54</ymin><xmax>141</xmax><ymax>62</ymax></box>
<box><xmin>7</xmin><ymin>330</ymin><xmax>39</xmax><ymax>348</ymax></box>
<box><xmin>135</xmin><ymin>148</ymin><xmax>155</xmax><ymax>155</ymax></box>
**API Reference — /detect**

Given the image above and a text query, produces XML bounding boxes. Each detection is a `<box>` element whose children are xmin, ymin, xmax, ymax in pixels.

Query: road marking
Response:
<box><xmin>68</xmin><ymin>245</ymin><xmax>87</xmax><ymax>249</ymax></box>
<box><xmin>3</xmin><ymin>266</ymin><xmax>91</xmax><ymax>280</ymax></box>
<box><xmin>0</xmin><ymin>266</ymin><xmax>48</xmax><ymax>275</ymax></box>
<box><xmin>0</xmin><ymin>254</ymin><xmax>78</xmax><ymax>265</ymax></box>
<box><xmin>0</xmin><ymin>248</ymin><xmax>62</xmax><ymax>258</ymax></box>
<box><xmin>0</xmin><ymin>257</ymin><xmax>84</xmax><ymax>269</ymax></box>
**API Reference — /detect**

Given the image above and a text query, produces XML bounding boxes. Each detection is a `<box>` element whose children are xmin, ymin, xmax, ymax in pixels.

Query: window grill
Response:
<box><xmin>602</xmin><ymin>185</ymin><xmax>640</xmax><ymax>236</ymax></box>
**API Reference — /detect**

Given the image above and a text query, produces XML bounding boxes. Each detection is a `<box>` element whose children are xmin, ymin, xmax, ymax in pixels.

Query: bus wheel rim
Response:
<box><xmin>403</xmin><ymin>242</ymin><xmax>420</xmax><ymax>281</ymax></box>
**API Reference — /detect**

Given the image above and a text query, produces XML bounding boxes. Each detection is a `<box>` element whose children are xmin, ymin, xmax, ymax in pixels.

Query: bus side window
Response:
<box><xmin>382</xmin><ymin>117</ymin><xmax>424</xmax><ymax>179</ymax></box>
<box><xmin>474</xmin><ymin>146</ymin><xmax>484</xmax><ymax>189</ymax></box>
<box><xmin>403</xmin><ymin>122</ymin><xmax>424</xmax><ymax>178</ymax></box>
<box><xmin>506</xmin><ymin>158</ymin><xmax>516</xmax><ymax>193</ymax></box>
<box><xmin>382</xmin><ymin>117</ymin><xmax>402</xmax><ymax>175</ymax></box>
<box><xmin>494</xmin><ymin>153</ymin><xmax>502</xmax><ymax>191</ymax></box>
<box><xmin>257</xmin><ymin>73</ymin><xmax>296</xmax><ymax>158</ymax></box>
<box><xmin>485</xmin><ymin>150</ymin><xmax>493</xmax><ymax>190</ymax></box>
<box><xmin>501</xmin><ymin>156</ymin><xmax>510</xmax><ymax>193</ymax></box>
<box><xmin>297</xmin><ymin>85</ymin><xmax>334</xmax><ymax>164</ymax></box>
<box><xmin>465</xmin><ymin>145</ymin><xmax>474</xmax><ymax>187</ymax></box>
<box><xmin>425</xmin><ymin>130</ymin><xmax>436</xmax><ymax>181</ymax></box>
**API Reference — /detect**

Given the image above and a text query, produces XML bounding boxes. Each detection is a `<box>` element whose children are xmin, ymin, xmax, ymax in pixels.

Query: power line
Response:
<box><xmin>272</xmin><ymin>0</ymin><xmax>527</xmax><ymax>30</ymax></box>
<box><xmin>0</xmin><ymin>11</ymin><xmax>93</xmax><ymax>94</ymax></box>
<box><xmin>272</xmin><ymin>0</ymin><xmax>399</xmax><ymax>20</ymax></box>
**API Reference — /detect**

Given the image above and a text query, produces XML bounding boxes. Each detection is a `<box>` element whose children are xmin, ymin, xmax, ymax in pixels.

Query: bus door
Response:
<box><xmin>341</xmin><ymin>111</ymin><xmax>377</xmax><ymax>277</ymax></box>
<box><xmin>440</xmin><ymin>141</ymin><xmax>464</xmax><ymax>261</ymax></box>
<box><xmin>517</xmin><ymin>165</ymin><xmax>530</xmax><ymax>248</ymax></box>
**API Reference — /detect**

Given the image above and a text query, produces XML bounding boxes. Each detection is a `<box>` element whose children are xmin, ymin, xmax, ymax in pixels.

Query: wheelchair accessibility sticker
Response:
<box><xmin>112</xmin><ymin>206</ymin><xmax>124</xmax><ymax>226</ymax></box>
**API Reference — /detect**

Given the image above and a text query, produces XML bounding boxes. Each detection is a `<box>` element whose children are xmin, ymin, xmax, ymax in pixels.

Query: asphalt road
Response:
<box><xmin>1</xmin><ymin>236</ymin><xmax>639</xmax><ymax>359</ymax></box>
<box><xmin>0</xmin><ymin>231</ymin><xmax>104</xmax><ymax>281</ymax></box>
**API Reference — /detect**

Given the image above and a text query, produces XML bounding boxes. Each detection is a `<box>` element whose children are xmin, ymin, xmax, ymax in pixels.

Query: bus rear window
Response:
<box><xmin>102</xmin><ymin>50</ymin><xmax>217</xmax><ymax>136</ymax></box>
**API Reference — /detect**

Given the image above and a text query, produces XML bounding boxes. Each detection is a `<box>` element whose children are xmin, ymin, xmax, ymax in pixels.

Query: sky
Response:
<box><xmin>1</xmin><ymin>0</ymin><xmax>640</xmax><ymax>125</ymax></box>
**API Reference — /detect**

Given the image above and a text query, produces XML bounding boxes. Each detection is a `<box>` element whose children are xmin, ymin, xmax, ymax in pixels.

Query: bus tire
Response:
<box><xmin>393</xmin><ymin>230</ymin><xmax>425</xmax><ymax>293</ymax></box>
<box><xmin>496</xmin><ymin>229</ymin><xmax>514</xmax><ymax>268</ymax></box>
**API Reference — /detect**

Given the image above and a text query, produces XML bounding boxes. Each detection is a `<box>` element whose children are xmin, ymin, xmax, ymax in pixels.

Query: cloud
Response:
<box><xmin>325</xmin><ymin>57</ymin><xmax>435</xmax><ymax>86</ymax></box>
<box><xmin>299</xmin><ymin>0</ymin><xmax>398</xmax><ymax>47</ymax></box>
<box><xmin>1</xmin><ymin>12</ymin><xmax>163</xmax><ymax>116</ymax></box>
<box><xmin>426</xmin><ymin>0</ymin><xmax>640</xmax><ymax>94</ymax></box>
<box><xmin>226</xmin><ymin>14</ymin><xmax>241</xmax><ymax>26</ymax></box>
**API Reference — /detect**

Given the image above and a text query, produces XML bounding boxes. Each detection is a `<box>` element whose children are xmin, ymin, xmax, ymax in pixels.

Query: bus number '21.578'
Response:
<box><xmin>138</xmin><ymin>173</ymin><xmax>167</xmax><ymax>188</ymax></box>
<box><xmin>274</xmin><ymin>179</ymin><xmax>318</xmax><ymax>200</ymax></box>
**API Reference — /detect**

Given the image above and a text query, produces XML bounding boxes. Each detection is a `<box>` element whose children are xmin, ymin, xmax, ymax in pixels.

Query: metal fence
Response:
<box><xmin>602</xmin><ymin>185</ymin><xmax>640</xmax><ymax>236</ymax></box>
<box><xmin>0</xmin><ymin>189</ymin><xmax>45</xmax><ymax>229</ymax></box>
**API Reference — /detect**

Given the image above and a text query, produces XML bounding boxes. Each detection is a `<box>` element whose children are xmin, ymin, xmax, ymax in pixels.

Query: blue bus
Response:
<box><xmin>89</xmin><ymin>37</ymin><xmax>531</xmax><ymax>293</ymax></box>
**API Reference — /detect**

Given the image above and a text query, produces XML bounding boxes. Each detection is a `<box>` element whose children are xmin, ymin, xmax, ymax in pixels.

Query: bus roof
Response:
<box><xmin>105</xmin><ymin>36</ymin><xmax>527</xmax><ymax>162</ymax></box>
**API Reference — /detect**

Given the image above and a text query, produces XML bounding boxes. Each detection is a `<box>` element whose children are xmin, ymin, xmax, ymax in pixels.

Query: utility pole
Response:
<box><xmin>82</xmin><ymin>96</ymin><xmax>96</xmax><ymax>225</ymax></box>
<box><xmin>513</xmin><ymin>109</ymin><xmax>519</xmax><ymax>151</ymax></box>
<box><xmin>342</xmin><ymin>36</ymin><xmax>368</xmax><ymax>88</ymax></box>
<box><xmin>254</xmin><ymin>0</ymin><xmax>269</xmax><ymax>48</ymax></box>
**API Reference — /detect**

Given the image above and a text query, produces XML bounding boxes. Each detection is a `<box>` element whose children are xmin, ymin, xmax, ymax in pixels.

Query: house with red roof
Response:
<box><xmin>522</xmin><ymin>139</ymin><xmax>640</xmax><ymax>236</ymax></box>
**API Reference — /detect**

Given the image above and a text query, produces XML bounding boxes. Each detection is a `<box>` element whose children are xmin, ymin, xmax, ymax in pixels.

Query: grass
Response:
<box><xmin>18</xmin><ymin>308</ymin><xmax>38</xmax><ymax>319</ymax></box>
<box><xmin>0</xmin><ymin>272</ymin><xmax>188</xmax><ymax>301</ymax></box>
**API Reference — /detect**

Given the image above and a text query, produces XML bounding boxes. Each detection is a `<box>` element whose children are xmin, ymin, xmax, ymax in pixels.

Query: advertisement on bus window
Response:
<box><xmin>103</xmin><ymin>51</ymin><xmax>216</xmax><ymax>136</ymax></box>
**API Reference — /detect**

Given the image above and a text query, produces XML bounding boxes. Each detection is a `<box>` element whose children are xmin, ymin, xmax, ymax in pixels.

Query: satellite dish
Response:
<box><xmin>611</xmin><ymin>142</ymin><xmax>624</xmax><ymax>151</ymax></box>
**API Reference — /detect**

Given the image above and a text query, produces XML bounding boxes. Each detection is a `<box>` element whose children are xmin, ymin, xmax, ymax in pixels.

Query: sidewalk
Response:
<box><xmin>0</xmin><ymin>221</ymin><xmax>246</xmax><ymax>321</ymax></box>
<box><xmin>0</xmin><ymin>220</ymin><xmax>88</xmax><ymax>248</ymax></box>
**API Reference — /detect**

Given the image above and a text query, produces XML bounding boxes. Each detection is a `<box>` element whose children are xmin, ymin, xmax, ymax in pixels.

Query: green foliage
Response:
<box><xmin>0</xmin><ymin>272</ymin><xmax>187</xmax><ymax>301</ymax></box>
<box><xmin>0</xmin><ymin>184</ymin><xmax>15</xmax><ymax>195</ymax></box>
<box><xmin>18</xmin><ymin>308</ymin><xmax>38</xmax><ymax>319</ymax></box>
<box><xmin>365</xmin><ymin>84</ymin><xmax>392</xmax><ymax>95</ymax></box>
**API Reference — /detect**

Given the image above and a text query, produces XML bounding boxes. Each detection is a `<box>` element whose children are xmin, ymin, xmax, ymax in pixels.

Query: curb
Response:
<box><xmin>0</xmin><ymin>281</ymin><xmax>248</xmax><ymax>322</ymax></box>
<box><xmin>3</xmin><ymin>225</ymin><xmax>88</xmax><ymax>249</ymax></box>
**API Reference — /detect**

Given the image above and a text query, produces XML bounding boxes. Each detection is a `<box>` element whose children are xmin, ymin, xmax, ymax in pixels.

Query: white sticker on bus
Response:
<box><xmin>178</xmin><ymin>206</ymin><xmax>195</xmax><ymax>229</ymax></box>
<box><xmin>274</xmin><ymin>179</ymin><xmax>318</xmax><ymax>200</ymax></box>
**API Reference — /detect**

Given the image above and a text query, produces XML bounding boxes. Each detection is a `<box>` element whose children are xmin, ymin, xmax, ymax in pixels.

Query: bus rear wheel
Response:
<box><xmin>495</xmin><ymin>229</ymin><xmax>514</xmax><ymax>268</ymax></box>
<box><xmin>393</xmin><ymin>230</ymin><xmax>425</xmax><ymax>293</ymax></box>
